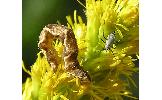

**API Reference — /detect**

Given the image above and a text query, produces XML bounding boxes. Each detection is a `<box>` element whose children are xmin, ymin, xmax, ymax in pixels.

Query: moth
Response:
<box><xmin>38</xmin><ymin>24</ymin><xmax>91</xmax><ymax>84</ymax></box>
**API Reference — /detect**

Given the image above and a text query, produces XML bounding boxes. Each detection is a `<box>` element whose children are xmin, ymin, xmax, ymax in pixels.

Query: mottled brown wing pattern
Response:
<box><xmin>38</xmin><ymin>24</ymin><xmax>91</xmax><ymax>84</ymax></box>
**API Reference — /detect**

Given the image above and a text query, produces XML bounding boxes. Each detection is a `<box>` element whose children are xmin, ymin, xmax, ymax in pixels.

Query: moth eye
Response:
<box><xmin>40</xmin><ymin>52</ymin><xmax>44</xmax><ymax>58</ymax></box>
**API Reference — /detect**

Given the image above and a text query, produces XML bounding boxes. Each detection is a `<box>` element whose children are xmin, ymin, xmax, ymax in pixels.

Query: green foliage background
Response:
<box><xmin>22</xmin><ymin>0</ymin><xmax>85</xmax><ymax>82</ymax></box>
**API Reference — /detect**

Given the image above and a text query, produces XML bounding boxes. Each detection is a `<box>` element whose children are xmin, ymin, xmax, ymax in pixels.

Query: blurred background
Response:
<box><xmin>22</xmin><ymin>0</ymin><xmax>138</xmax><ymax>98</ymax></box>
<box><xmin>22</xmin><ymin>0</ymin><xmax>86</xmax><ymax>82</ymax></box>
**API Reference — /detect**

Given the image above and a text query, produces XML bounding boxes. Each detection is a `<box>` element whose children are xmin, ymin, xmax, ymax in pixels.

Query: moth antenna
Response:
<box><xmin>77</xmin><ymin>0</ymin><xmax>86</xmax><ymax>8</ymax></box>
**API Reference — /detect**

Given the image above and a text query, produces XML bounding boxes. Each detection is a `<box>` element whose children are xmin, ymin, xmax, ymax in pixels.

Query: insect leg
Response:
<box><xmin>103</xmin><ymin>32</ymin><xmax>107</xmax><ymax>39</ymax></box>
<box><xmin>101</xmin><ymin>38</ymin><xmax>106</xmax><ymax>43</ymax></box>
<box><xmin>109</xmin><ymin>48</ymin><xmax>116</xmax><ymax>59</ymax></box>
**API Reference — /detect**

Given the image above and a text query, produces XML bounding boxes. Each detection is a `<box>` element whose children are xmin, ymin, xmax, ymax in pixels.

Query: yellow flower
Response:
<box><xmin>23</xmin><ymin>0</ymin><xmax>139</xmax><ymax>99</ymax></box>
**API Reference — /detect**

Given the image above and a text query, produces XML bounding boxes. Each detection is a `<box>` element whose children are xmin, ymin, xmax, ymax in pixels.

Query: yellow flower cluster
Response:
<box><xmin>23</xmin><ymin>0</ymin><xmax>139</xmax><ymax>99</ymax></box>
